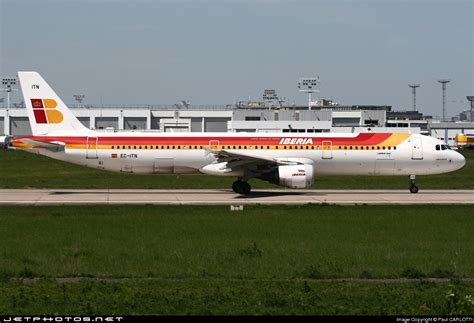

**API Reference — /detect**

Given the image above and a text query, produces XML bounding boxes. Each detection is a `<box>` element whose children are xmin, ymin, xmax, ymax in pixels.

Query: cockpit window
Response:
<box><xmin>436</xmin><ymin>144</ymin><xmax>451</xmax><ymax>151</ymax></box>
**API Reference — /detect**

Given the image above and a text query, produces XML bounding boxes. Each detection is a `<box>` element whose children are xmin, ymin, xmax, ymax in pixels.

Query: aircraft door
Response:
<box><xmin>411</xmin><ymin>137</ymin><xmax>423</xmax><ymax>160</ymax></box>
<box><xmin>321</xmin><ymin>140</ymin><xmax>333</xmax><ymax>159</ymax></box>
<box><xmin>86</xmin><ymin>137</ymin><xmax>98</xmax><ymax>159</ymax></box>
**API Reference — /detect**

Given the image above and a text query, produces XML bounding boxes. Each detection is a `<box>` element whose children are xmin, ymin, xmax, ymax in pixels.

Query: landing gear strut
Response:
<box><xmin>409</xmin><ymin>175</ymin><xmax>419</xmax><ymax>194</ymax></box>
<box><xmin>232</xmin><ymin>180</ymin><xmax>251</xmax><ymax>195</ymax></box>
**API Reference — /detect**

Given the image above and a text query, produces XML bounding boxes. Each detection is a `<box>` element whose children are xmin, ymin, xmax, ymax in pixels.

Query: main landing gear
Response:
<box><xmin>409</xmin><ymin>175</ymin><xmax>419</xmax><ymax>194</ymax></box>
<box><xmin>232</xmin><ymin>180</ymin><xmax>251</xmax><ymax>195</ymax></box>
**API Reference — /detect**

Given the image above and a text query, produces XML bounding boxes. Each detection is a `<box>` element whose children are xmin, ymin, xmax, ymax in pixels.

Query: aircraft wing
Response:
<box><xmin>208</xmin><ymin>149</ymin><xmax>311</xmax><ymax>173</ymax></box>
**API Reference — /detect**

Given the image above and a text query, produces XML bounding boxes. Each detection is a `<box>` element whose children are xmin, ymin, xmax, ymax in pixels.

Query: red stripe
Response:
<box><xmin>33</xmin><ymin>109</ymin><xmax>48</xmax><ymax>124</ymax></box>
<box><xmin>18</xmin><ymin>133</ymin><xmax>395</xmax><ymax>146</ymax></box>
<box><xmin>31</xmin><ymin>99</ymin><xmax>47</xmax><ymax>123</ymax></box>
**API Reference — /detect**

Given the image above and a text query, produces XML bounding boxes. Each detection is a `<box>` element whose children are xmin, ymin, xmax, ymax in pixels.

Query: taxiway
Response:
<box><xmin>0</xmin><ymin>189</ymin><xmax>473</xmax><ymax>205</ymax></box>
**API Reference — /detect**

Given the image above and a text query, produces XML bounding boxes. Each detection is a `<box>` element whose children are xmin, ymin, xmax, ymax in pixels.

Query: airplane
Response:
<box><xmin>3</xmin><ymin>71</ymin><xmax>466</xmax><ymax>194</ymax></box>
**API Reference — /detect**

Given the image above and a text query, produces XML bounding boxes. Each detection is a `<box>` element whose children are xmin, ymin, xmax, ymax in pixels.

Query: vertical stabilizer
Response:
<box><xmin>18</xmin><ymin>71</ymin><xmax>91</xmax><ymax>135</ymax></box>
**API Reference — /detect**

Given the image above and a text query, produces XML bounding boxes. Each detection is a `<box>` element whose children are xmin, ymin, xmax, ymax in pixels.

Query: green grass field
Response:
<box><xmin>0</xmin><ymin>149</ymin><xmax>473</xmax><ymax>189</ymax></box>
<box><xmin>0</xmin><ymin>205</ymin><xmax>473</xmax><ymax>315</ymax></box>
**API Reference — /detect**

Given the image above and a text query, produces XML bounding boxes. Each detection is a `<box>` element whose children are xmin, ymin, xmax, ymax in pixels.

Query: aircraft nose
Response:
<box><xmin>452</xmin><ymin>151</ymin><xmax>466</xmax><ymax>169</ymax></box>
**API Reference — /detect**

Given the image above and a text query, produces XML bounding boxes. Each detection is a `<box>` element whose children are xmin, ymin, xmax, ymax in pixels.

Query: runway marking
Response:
<box><xmin>1</xmin><ymin>189</ymin><xmax>474</xmax><ymax>205</ymax></box>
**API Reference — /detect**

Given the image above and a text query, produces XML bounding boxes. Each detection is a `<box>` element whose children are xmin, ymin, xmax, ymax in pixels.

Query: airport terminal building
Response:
<box><xmin>1</xmin><ymin>102</ymin><xmax>474</xmax><ymax>147</ymax></box>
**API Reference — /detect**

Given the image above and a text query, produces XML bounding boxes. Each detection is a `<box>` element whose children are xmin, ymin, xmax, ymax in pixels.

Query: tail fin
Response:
<box><xmin>18</xmin><ymin>71</ymin><xmax>91</xmax><ymax>135</ymax></box>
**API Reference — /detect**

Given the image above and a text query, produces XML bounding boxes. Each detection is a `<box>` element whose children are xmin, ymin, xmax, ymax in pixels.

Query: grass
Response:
<box><xmin>0</xmin><ymin>149</ymin><xmax>473</xmax><ymax>189</ymax></box>
<box><xmin>1</xmin><ymin>149</ymin><xmax>473</xmax><ymax>315</ymax></box>
<box><xmin>0</xmin><ymin>280</ymin><xmax>472</xmax><ymax>315</ymax></box>
<box><xmin>0</xmin><ymin>204</ymin><xmax>473</xmax><ymax>315</ymax></box>
<box><xmin>0</xmin><ymin>205</ymin><xmax>473</xmax><ymax>279</ymax></box>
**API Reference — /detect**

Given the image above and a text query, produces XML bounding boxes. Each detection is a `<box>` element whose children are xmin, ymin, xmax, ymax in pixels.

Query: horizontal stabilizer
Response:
<box><xmin>16</xmin><ymin>138</ymin><xmax>65</xmax><ymax>152</ymax></box>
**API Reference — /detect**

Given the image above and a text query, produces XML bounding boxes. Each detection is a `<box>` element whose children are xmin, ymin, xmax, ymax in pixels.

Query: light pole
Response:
<box><xmin>467</xmin><ymin>96</ymin><xmax>474</xmax><ymax>122</ymax></box>
<box><xmin>1</xmin><ymin>77</ymin><xmax>19</xmax><ymax>109</ymax></box>
<box><xmin>438</xmin><ymin>79</ymin><xmax>450</xmax><ymax>121</ymax></box>
<box><xmin>298</xmin><ymin>77</ymin><xmax>320</xmax><ymax>111</ymax></box>
<box><xmin>408</xmin><ymin>84</ymin><xmax>420</xmax><ymax>111</ymax></box>
<box><xmin>73</xmin><ymin>94</ymin><xmax>85</xmax><ymax>107</ymax></box>
<box><xmin>263</xmin><ymin>89</ymin><xmax>278</xmax><ymax>110</ymax></box>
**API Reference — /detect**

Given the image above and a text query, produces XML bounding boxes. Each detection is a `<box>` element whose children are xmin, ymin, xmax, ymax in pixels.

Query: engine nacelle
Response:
<box><xmin>257</xmin><ymin>164</ymin><xmax>314</xmax><ymax>189</ymax></box>
<box><xmin>1</xmin><ymin>136</ymin><xmax>12</xmax><ymax>149</ymax></box>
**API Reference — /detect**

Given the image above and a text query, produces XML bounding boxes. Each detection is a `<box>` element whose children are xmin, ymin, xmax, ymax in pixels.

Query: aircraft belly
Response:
<box><xmin>94</xmin><ymin>150</ymin><xmax>207</xmax><ymax>174</ymax></box>
<box><xmin>314</xmin><ymin>152</ymin><xmax>376</xmax><ymax>175</ymax></box>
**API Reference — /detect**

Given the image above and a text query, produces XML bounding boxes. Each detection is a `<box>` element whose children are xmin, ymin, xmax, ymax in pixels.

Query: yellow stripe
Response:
<box><xmin>378</xmin><ymin>133</ymin><xmax>410</xmax><ymax>147</ymax></box>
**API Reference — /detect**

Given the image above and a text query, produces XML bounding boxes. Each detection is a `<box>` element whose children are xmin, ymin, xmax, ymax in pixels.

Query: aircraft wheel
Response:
<box><xmin>241</xmin><ymin>182</ymin><xmax>251</xmax><ymax>195</ymax></box>
<box><xmin>410</xmin><ymin>185</ymin><xmax>419</xmax><ymax>194</ymax></box>
<box><xmin>232</xmin><ymin>180</ymin><xmax>251</xmax><ymax>195</ymax></box>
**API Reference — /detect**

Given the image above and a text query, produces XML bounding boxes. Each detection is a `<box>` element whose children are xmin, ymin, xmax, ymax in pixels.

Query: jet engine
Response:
<box><xmin>1</xmin><ymin>136</ymin><xmax>12</xmax><ymax>149</ymax></box>
<box><xmin>257</xmin><ymin>164</ymin><xmax>314</xmax><ymax>189</ymax></box>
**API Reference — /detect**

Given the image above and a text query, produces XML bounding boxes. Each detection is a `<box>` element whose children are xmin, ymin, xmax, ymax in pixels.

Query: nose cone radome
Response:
<box><xmin>452</xmin><ymin>151</ymin><xmax>466</xmax><ymax>170</ymax></box>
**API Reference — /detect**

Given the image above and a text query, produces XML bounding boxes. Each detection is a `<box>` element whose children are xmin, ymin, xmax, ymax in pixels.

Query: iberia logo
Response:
<box><xmin>31</xmin><ymin>98</ymin><xmax>63</xmax><ymax>124</ymax></box>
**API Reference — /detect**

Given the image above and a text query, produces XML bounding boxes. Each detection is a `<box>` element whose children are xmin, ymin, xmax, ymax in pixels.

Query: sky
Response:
<box><xmin>0</xmin><ymin>0</ymin><xmax>472</xmax><ymax>118</ymax></box>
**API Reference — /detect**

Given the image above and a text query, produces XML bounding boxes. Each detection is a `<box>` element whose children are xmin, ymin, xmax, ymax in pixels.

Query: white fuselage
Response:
<box><xmin>14</xmin><ymin>132</ymin><xmax>466</xmax><ymax>177</ymax></box>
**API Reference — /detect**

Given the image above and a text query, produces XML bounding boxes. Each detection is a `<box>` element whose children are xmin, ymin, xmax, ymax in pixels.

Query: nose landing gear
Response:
<box><xmin>232</xmin><ymin>180</ymin><xmax>251</xmax><ymax>195</ymax></box>
<box><xmin>409</xmin><ymin>175</ymin><xmax>419</xmax><ymax>194</ymax></box>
